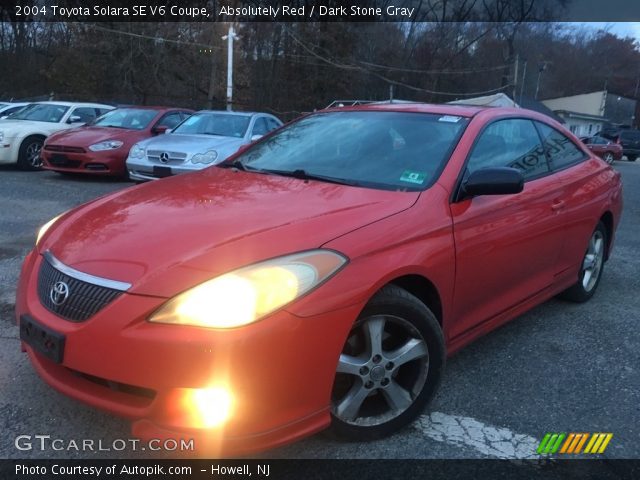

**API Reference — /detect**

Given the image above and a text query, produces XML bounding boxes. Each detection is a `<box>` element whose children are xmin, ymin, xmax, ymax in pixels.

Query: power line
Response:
<box><xmin>285</xmin><ymin>28</ymin><xmax>513</xmax><ymax>97</ymax></box>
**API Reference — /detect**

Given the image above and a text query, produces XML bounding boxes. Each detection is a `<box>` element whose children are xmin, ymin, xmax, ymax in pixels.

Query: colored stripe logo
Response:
<box><xmin>537</xmin><ymin>433</ymin><xmax>613</xmax><ymax>454</ymax></box>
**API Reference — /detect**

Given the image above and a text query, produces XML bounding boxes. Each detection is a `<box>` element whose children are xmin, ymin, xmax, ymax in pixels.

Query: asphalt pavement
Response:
<box><xmin>0</xmin><ymin>163</ymin><xmax>638</xmax><ymax>460</ymax></box>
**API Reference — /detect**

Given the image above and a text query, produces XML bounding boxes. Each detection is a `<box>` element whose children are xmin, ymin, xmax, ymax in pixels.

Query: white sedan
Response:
<box><xmin>0</xmin><ymin>101</ymin><xmax>114</xmax><ymax>170</ymax></box>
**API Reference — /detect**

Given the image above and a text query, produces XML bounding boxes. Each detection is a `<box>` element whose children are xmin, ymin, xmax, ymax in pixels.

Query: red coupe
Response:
<box><xmin>16</xmin><ymin>104</ymin><xmax>622</xmax><ymax>455</ymax></box>
<box><xmin>41</xmin><ymin>106</ymin><xmax>193</xmax><ymax>177</ymax></box>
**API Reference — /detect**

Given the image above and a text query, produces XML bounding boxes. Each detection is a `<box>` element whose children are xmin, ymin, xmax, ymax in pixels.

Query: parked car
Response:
<box><xmin>599</xmin><ymin>127</ymin><xmax>640</xmax><ymax>161</ymax></box>
<box><xmin>126</xmin><ymin>110</ymin><xmax>282</xmax><ymax>181</ymax></box>
<box><xmin>580</xmin><ymin>135</ymin><xmax>623</xmax><ymax>164</ymax></box>
<box><xmin>0</xmin><ymin>102</ymin><xmax>29</xmax><ymax>119</ymax></box>
<box><xmin>41</xmin><ymin>107</ymin><xmax>193</xmax><ymax>177</ymax></box>
<box><xmin>0</xmin><ymin>101</ymin><xmax>114</xmax><ymax>170</ymax></box>
<box><xmin>17</xmin><ymin>105</ymin><xmax>622</xmax><ymax>455</ymax></box>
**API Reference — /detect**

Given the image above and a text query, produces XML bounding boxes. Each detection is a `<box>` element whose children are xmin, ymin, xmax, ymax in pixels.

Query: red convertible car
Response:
<box><xmin>16</xmin><ymin>104</ymin><xmax>622</xmax><ymax>455</ymax></box>
<box><xmin>41</xmin><ymin>106</ymin><xmax>193</xmax><ymax>177</ymax></box>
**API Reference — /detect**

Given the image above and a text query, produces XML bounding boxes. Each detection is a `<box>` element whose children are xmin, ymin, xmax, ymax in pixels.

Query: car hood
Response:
<box><xmin>140</xmin><ymin>133</ymin><xmax>245</xmax><ymax>156</ymax></box>
<box><xmin>46</xmin><ymin>126</ymin><xmax>143</xmax><ymax>147</ymax></box>
<box><xmin>42</xmin><ymin>167</ymin><xmax>419</xmax><ymax>297</ymax></box>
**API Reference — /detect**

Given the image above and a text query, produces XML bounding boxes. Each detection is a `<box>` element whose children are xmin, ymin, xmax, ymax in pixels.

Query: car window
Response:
<box><xmin>266</xmin><ymin>117</ymin><xmax>281</xmax><ymax>131</ymax></box>
<box><xmin>535</xmin><ymin>122</ymin><xmax>587</xmax><ymax>170</ymax></box>
<box><xmin>70</xmin><ymin>107</ymin><xmax>99</xmax><ymax>124</ymax></box>
<box><xmin>466</xmin><ymin>119</ymin><xmax>549</xmax><ymax>180</ymax></box>
<box><xmin>157</xmin><ymin>112</ymin><xmax>183</xmax><ymax>129</ymax></box>
<box><xmin>173</xmin><ymin>113</ymin><xmax>250</xmax><ymax>138</ymax></box>
<box><xmin>96</xmin><ymin>107</ymin><xmax>112</xmax><ymax>116</ymax></box>
<box><xmin>620</xmin><ymin>130</ymin><xmax>640</xmax><ymax>140</ymax></box>
<box><xmin>236</xmin><ymin>111</ymin><xmax>468</xmax><ymax>191</ymax></box>
<box><xmin>94</xmin><ymin>108</ymin><xmax>158</xmax><ymax>129</ymax></box>
<box><xmin>1</xmin><ymin>105</ymin><xmax>26</xmax><ymax>116</ymax></box>
<box><xmin>252</xmin><ymin>117</ymin><xmax>269</xmax><ymax>136</ymax></box>
<box><xmin>7</xmin><ymin>103</ymin><xmax>69</xmax><ymax>123</ymax></box>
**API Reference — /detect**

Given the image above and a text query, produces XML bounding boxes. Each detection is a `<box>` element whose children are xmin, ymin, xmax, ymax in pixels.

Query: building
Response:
<box><xmin>542</xmin><ymin>91</ymin><xmax>637</xmax><ymax>137</ymax></box>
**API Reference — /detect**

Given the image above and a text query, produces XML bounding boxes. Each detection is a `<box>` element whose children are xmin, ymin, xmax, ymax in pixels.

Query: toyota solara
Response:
<box><xmin>16</xmin><ymin>104</ymin><xmax>622</xmax><ymax>455</ymax></box>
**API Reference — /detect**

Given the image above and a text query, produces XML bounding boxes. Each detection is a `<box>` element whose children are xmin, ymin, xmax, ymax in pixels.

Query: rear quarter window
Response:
<box><xmin>535</xmin><ymin>122</ymin><xmax>587</xmax><ymax>170</ymax></box>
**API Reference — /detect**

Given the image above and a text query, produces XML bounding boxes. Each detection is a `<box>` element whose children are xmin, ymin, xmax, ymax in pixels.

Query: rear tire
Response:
<box><xmin>603</xmin><ymin>152</ymin><xmax>614</xmax><ymax>164</ymax></box>
<box><xmin>329</xmin><ymin>285</ymin><xmax>445</xmax><ymax>441</ymax></box>
<box><xmin>627</xmin><ymin>155</ymin><xmax>637</xmax><ymax>162</ymax></box>
<box><xmin>17</xmin><ymin>136</ymin><xmax>45</xmax><ymax>171</ymax></box>
<box><xmin>559</xmin><ymin>222</ymin><xmax>607</xmax><ymax>303</ymax></box>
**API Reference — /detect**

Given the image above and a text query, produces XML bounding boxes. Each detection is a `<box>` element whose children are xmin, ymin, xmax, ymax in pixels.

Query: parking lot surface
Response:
<box><xmin>0</xmin><ymin>163</ymin><xmax>638</xmax><ymax>459</ymax></box>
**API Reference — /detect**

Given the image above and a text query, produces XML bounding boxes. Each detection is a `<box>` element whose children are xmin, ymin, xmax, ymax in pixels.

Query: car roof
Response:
<box><xmin>193</xmin><ymin>110</ymin><xmax>272</xmax><ymax>117</ymax></box>
<box><xmin>323</xmin><ymin>102</ymin><xmax>487</xmax><ymax>117</ymax></box>
<box><xmin>30</xmin><ymin>101</ymin><xmax>113</xmax><ymax>108</ymax></box>
<box><xmin>110</xmin><ymin>105</ymin><xmax>193</xmax><ymax>111</ymax></box>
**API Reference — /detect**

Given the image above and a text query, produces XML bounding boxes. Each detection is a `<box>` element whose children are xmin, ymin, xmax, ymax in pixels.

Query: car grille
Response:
<box><xmin>37</xmin><ymin>256</ymin><xmax>123</xmax><ymax>322</ymax></box>
<box><xmin>44</xmin><ymin>145</ymin><xmax>86</xmax><ymax>153</ymax></box>
<box><xmin>146</xmin><ymin>150</ymin><xmax>188</xmax><ymax>165</ymax></box>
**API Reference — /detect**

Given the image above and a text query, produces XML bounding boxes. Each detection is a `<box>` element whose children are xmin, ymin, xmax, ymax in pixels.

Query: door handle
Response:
<box><xmin>551</xmin><ymin>200</ymin><xmax>565</xmax><ymax>211</ymax></box>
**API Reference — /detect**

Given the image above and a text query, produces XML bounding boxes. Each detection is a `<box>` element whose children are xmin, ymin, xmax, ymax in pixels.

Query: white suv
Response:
<box><xmin>0</xmin><ymin>101</ymin><xmax>114</xmax><ymax>170</ymax></box>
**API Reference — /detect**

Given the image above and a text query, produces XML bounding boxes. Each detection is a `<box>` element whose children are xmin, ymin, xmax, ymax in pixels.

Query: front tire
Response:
<box><xmin>17</xmin><ymin>136</ymin><xmax>45</xmax><ymax>171</ymax></box>
<box><xmin>627</xmin><ymin>155</ymin><xmax>637</xmax><ymax>162</ymax></box>
<box><xmin>559</xmin><ymin>222</ymin><xmax>607</xmax><ymax>303</ymax></box>
<box><xmin>329</xmin><ymin>285</ymin><xmax>445</xmax><ymax>441</ymax></box>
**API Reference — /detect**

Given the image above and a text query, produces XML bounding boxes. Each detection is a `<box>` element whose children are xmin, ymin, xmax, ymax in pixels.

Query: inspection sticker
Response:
<box><xmin>400</xmin><ymin>170</ymin><xmax>427</xmax><ymax>184</ymax></box>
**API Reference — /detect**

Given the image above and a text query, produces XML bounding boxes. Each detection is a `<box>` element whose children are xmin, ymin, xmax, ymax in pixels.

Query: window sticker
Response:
<box><xmin>438</xmin><ymin>115</ymin><xmax>462</xmax><ymax>123</ymax></box>
<box><xmin>400</xmin><ymin>170</ymin><xmax>427</xmax><ymax>184</ymax></box>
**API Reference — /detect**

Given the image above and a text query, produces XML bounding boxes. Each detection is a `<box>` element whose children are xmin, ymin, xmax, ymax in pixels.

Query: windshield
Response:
<box><xmin>173</xmin><ymin>113</ymin><xmax>250</xmax><ymax>138</ymax></box>
<box><xmin>93</xmin><ymin>108</ymin><xmax>158</xmax><ymax>130</ymax></box>
<box><xmin>8</xmin><ymin>103</ymin><xmax>69</xmax><ymax>123</ymax></box>
<box><xmin>233</xmin><ymin>111</ymin><xmax>468</xmax><ymax>191</ymax></box>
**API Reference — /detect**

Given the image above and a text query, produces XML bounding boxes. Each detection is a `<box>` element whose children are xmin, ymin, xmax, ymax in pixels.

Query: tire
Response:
<box><xmin>559</xmin><ymin>221</ymin><xmax>607</xmax><ymax>303</ymax></box>
<box><xmin>603</xmin><ymin>152</ymin><xmax>614</xmax><ymax>164</ymax></box>
<box><xmin>329</xmin><ymin>285</ymin><xmax>445</xmax><ymax>441</ymax></box>
<box><xmin>627</xmin><ymin>155</ymin><xmax>637</xmax><ymax>162</ymax></box>
<box><xmin>17</xmin><ymin>136</ymin><xmax>45</xmax><ymax>171</ymax></box>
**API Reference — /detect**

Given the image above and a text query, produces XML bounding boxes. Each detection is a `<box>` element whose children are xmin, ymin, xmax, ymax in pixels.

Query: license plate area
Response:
<box><xmin>20</xmin><ymin>315</ymin><xmax>65</xmax><ymax>364</ymax></box>
<box><xmin>153</xmin><ymin>166</ymin><xmax>173</xmax><ymax>178</ymax></box>
<box><xmin>49</xmin><ymin>154</ymin><xmax>69</xmax><ymax>165</ymax></box>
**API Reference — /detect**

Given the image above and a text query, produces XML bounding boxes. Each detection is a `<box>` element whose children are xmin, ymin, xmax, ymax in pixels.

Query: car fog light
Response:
<box><xmin>183</xmin><ymin>387</ymin><xmax>233</xmax><ymax>428</ymax></box>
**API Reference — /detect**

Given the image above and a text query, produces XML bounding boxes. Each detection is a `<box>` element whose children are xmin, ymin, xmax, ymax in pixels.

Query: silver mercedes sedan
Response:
<box><xmin>126</xmin><ymin>110</ymin><xmax>283</xmax><ymax>181</ymax></box>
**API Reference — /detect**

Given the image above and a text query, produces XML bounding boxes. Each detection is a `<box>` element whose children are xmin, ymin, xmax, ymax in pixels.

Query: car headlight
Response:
<box><xmin>88</xmin><ymin>140</ymin><xmax>123</xmax><ymax>152</ymax></box>
<box><xmin>36</xmin><ymin>214</ymin><xmax>64</xmax><ymax>246</ymax></box>
<box><xmin>191</xmin><ymin>150</ymin><xmax>218</xmax><ymax>164</ymax></box>
<box><xmin>129</xmin><ymin>143</ymin><xmax>145</xmax><ymax>159</ymax></box>
<box><xmin>149</xmin><ymin>250</ymin><xmax>347</xmax><ymax>329</ymax></box>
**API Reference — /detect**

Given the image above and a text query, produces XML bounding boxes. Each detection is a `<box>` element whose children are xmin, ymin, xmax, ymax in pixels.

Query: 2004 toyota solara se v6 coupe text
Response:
<box><xmin>16</xmin><ymin>104</ymin><xmax>622</xmax><ymax>455</ymax></box>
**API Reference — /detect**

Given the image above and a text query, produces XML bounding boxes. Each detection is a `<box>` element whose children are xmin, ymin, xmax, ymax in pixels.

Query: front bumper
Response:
<box><xmin>41</xmin><ymin>148</ymin><xmax>127</xmax><ymax>176</ymax></box>
<box><xmin>126</xmin><ymin>157</ymin><xmax>205</xmax><ymax>182</ymax></box>
<box><xmin>16</xmin><ymin>251</ymin><xmax>361</xmax><ymax>455</ymax></box>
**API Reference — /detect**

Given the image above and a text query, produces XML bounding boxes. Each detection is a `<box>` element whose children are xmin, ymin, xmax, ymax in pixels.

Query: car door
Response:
<box><xmin>533</xmin><ymin>121</ymin><xmax>605</xmax><ymax>281</ymax></box>
<box><xmin>449</xmin><ymin>118</ymin><xmax>568</xmax><ymax>339</ymax></box>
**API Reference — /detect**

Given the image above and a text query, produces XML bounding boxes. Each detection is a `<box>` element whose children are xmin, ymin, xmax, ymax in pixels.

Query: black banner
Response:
<box><xmin>6</xmin><ymin>0</ymin><xmax>640</xmax><ymax>22</ymax></box>
<box><xmin>2</xmin><ymin>459</ymin><xmax>640</xmax><ymax>480</ymax></box>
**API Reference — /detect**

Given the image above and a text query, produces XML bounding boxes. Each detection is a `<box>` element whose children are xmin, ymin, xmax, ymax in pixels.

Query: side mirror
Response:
<box><xmin>250</xmin><ymin>134</ymin><xmax>263</xmax><ymax>142</ymax></box>
<box><xmin>462</xmin><ymin>167</ymin><xmax>524</xmax><ymax>197</ymax></box>
<box><xmin>67</xmin><ymin>115</ymin><xmax>83</xmax><ymax>124</ymax></box>
<box><xmin>153</xmin><ymin>125</ymin><xmax>171</xmax><ymax>135</ymax></box>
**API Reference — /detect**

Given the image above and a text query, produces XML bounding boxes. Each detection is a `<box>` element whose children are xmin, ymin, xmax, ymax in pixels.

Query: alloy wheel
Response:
<box><xmin>603</xmin><ymin>152</ymin><xmax>614</xmax><ymax>164</ymax></box>
<box><xmin>582</xmin><ymin>230</ymin><xmax>604</xmax><ymax>292</ymax></box>
<box><xmin>26</xmin><ymin>141</ymin><xmax>43</xmax><ymax>168</ymax></box>
<box><xmin>332</xmin><ymin>314</ymin><xmax>429</xmax><ymax>426</ymax></box>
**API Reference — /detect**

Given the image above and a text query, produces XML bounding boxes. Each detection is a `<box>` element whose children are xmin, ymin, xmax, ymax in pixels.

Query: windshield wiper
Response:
<box><xmin>218</xmin><ymin>159</ymin><xmax>248</xmax><ymax>171</ymax></box>
<box><xmin>256</xmin><ymin>168</ymin><xmax>360</xmax><ymax>186</ymax></box>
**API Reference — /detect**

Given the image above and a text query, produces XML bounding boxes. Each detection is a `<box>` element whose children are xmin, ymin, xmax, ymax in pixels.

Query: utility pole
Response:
<box><xmin>519</xmin><ymin>59</ymin><xmax>528</xmax><ymax>105</ymax></box>
<box><xmin>534</xmin><ymin>62</ymin><xmax>547</xmax><ymax>100</ymax></box>
<box><xmin>513</xmin><ymin>54</ymin><xmax>519</xmax><ymax>102</ymax></box>
<box><xmin>222</xmin><ymin>25</ymin><xmax>238</xmax><ymax>112</ymax></box>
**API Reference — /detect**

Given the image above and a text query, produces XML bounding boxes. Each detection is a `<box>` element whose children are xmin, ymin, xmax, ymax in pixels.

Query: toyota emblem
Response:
<box><xmin>159</xmin><ymin>152</ymin><xmax>170</xmax><ymax>164</ymax></box>
<box><xmin>50</xmin><ymin>281</ymin><xmax>70</xmax><ymax>306</ymax></box>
